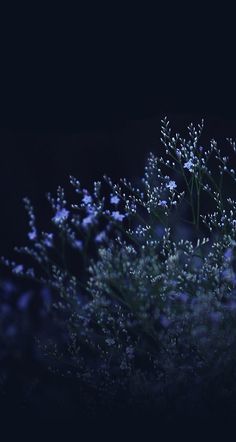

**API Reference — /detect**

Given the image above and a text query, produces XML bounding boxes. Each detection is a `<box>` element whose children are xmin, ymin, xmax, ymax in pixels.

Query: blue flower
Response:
<box><xmin>166</xmin><ymin>180</ymin><xmax>177</xmax><ymax>191</ymax></box>
<box><xmin>13</xmin><ymin>264</ymin><xmax>24</xmax><ymax>275</ymax></box>
<box><xmin>224</xmin><ymin>248</ymin><xmax>233</xmax><ymax>260</ymax></box>
<box><xmin>74</xmin><ymin>240</ymin><xmax>83</xmax><ymax>250</ymax></box>
<box><xmin>110</xmin><ymin>195</ymin><xmax>120</xmax><ymax>205</ymax></box>
<box><xmin>82</xmin><ymin>194</ymin><xmax>92</xmax><ymax>205</ymax></box>
<box><xmin>28</xmin><ymin>229</ymin><xmax>37</xmax><ymax>241</ymax></box>
<box><xmin>111</xmin><ymin>211</ymin><xmax>126</xmax><ymax>222</ymax></box>
<box><xmin>43</xmin><ymin>233</ymin><xmax>54</xmax><ymax>248</ymax></box>
<box><xmin>95</xmin><ymin>231</ymin><xmax>107</xmax><ymax>243</ymax></box>
<box><xmin>158</xmin><ymin>200</ymin><xmax>167</xmax><ymax>207</ymax></box>
<box><xmin>52</xmin><ymin>208</ymin><xmax>69</xmax><ymax>224</ymax></box>
<box><xmin>82</xmin><ymin>214</ymin><xmax>96</xmax><ymax>228</ymax></box>
<box><xmin>184</xmin><ymin>159</ymin><xmax>194</xmax><ymax>172</ymax></box>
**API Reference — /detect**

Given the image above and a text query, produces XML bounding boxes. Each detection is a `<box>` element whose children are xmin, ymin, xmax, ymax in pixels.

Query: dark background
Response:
<box><xmin>1</xmin><ymin>13</ymin><xmax>236</xmax><ymax>259</ymax></box>
<box><xmin>1</xmin><ymin>110</ymin><xmax>236</xmax><ymax>258</ymax></box>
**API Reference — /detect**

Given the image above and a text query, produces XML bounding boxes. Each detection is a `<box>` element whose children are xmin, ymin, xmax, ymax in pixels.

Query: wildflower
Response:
<box><xmin>43</xmin><ymin>233</ymin><xmax>53</xmax><ymax>248</ymax></box>
<box><xmin>166</xmin><ymin>180</ymin><xmax>177</xmax><ymax>191</ymax></box>
<box><xmin>28</xmin><ymin>229</ymin><xmax>37</xmax><ymax>241</ymax></box>
<box><xmin>110</xmin><ymin>195</ymin><xmax>120</xmax><ymax>205</ymax></box>
<box><xmin>95</xmin><ymin>231</ymin><xmax>107</xmax><ymax>243</ymax></box>
<box><xmin>158</xmin><ymin>200</ymin><xmax>167</xmax><ymax>207</ymax></box>
<box><xmin>111</xmin><ymin>211</ymin><xmax>126</xmax><ymax>222</ymax></box>
<box><xmin>53</xmin><ymin>208</ymin><xmax>69</xmax><ymax>224</ymax></box>
<box><xmin>13</xmin><ymin>264</ymin><xmax>24</xmax><ymax>274</ymax></box>
<box><xmin>82</xmin><ymin>214</ymin><xmax>96</xmax><ymax>228</ymax></box>
<box><xmin>8</xmin><ymin>116</ymin><xmax>236</xmax><ymax>411</ymax></box>
<box><xmin>224</xmin><ymin>248</ymin><xmax>233</xmax><ymax>261</ymax></box>
<box><xmin>73</xmin><ymin>240</ymin><xmax>83</xmax><ymax>250</ymax></box>
<box><xmin>184</xmin><ymin>159</ymin><xmax>194</xmax><ymax>172</ymax></box>
<box><xmin>176</xmin><ymin>149</ymin><xmax>181</xmax><ymax>158</ymax></box>
<box><xmin>82</xmin><ymin>194</ymin><xmax>92</xmax><ymax>205</ymax></box>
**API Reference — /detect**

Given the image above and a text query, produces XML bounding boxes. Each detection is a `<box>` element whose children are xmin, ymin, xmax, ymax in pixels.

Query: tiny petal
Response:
<box><xmin>95</xmin><ymin>231</ymin><xmax>107</xmax><ymax>243</ymax></box>
<box><xmin>82</xmin><ymin>195</ymin><xmax>92</xmax><ymax>205</ymax></box>
<box><xmin>53</xmin><ymin>208</ymin><xmax>69</xmax><ymax>224</ymax></box>
<box><xmin>111</xmin><ymin>211</ymin><xmax>126</xmax><ymax>222</ymax></box>
<box><xmin>28</xmin><ymin>229</ymin><xmax>37</xmax><ymax>241</ymax></box>
<box><xmin>166</xmin><ymin>180</ymin><xmax>177</xmax><ymax>191</ymax></box>
<box><xmin>184</xmin><ymin>159</ymin><xmax>194</xmax><ymax>171</ymax></box>
<box><xmin>110</xmin><ymin>195</ymin><xmax>120</xmax><ymax>205</ymax></box>
<box><xmin>158</xmin><ymin>200</ymin><xmax>167</xmax><ymax>207</ymax></box>
<box><xmin>13</xmin><ymin>264</ymin><xmax>24</xmax><ymax>274</ymax></box>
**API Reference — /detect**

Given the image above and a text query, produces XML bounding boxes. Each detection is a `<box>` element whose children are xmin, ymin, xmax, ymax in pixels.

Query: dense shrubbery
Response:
<box><xmin>2</xmin><ymin>117</ymin><xmax>236</xmax><ymax>419</ymax></box>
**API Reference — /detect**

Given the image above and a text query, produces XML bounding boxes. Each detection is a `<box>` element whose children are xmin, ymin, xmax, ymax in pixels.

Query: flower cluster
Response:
<box><xmin>3</xmin><ymin>117</ymin><xmax>236</xmax><ymax>417</ymax></box>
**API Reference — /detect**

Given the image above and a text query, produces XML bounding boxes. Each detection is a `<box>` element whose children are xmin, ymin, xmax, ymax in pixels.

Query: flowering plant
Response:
<box><xmin>3</xmin><ymin>117</ymin><xmax>236</xmax><ymax>418</ymax></box>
